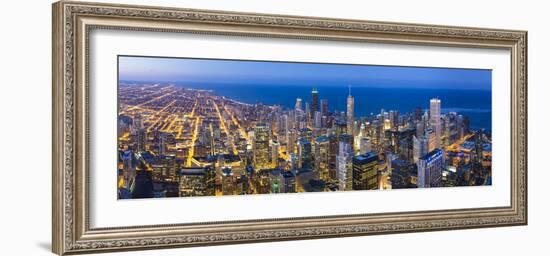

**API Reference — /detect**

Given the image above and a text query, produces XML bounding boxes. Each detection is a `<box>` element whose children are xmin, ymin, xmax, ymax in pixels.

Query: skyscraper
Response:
<box><xmin>472</xmin><ymin>129</ymin><xmax>485</xmax><ymax>174</ymax></box>
<box><xmin>311</xmin><ymin>88</ymin><xmax>319</xmax><ymax>117</ymax></box>
<box><xmin>286</xmin><ymin>130</ymin><xmax>296</xmax><ymax>154</ymax></box>
<box><xmin>136</xmin><ymin>128</ymin><xmax>147</xmax><ymax>152</ymax></box>
<box><xmin>427</xmin><ymin>128</ymin><xmax>437</xmax><ymax>152</ymax></box>
<box><xmin>280</xmin><ymin>171</ymin><xmax>296</xmax><ymax>193</ymax></box>
<box><xmin>297</xmin><ymin>138</ymin><xmax>313</xmax><ymax>169</ymax></box>
<box><xmin>314</xmin><ymin>111</ymin><xmax>322</xmax><ymax>128</ymax></box>
<box><xmin>253</xmin><ymin>123</ymin><xmax>271</xmax><ymax>170</ymax></box>
<box><xmin>417</xmin><ymin>149</ymin><xmax>444</xmax><ymax>188</ymax></box>
<box><xmin>430</xmin><ymin>98</ymin><xmax>441</xmax><ymax>149</ymax></box>
<box><xmin>413</xmin><ymin>135</ymin><xmax>429</xmax><ymax>164</ymax></box>
<box><xmin>337</xmin><ymin>140</ymin><xmax>353</xmax><ymax>191</ymax></box>
<box><xmin>314</xmin><ymin>135</ymin><xmax>330</xmax><ymax>181</ymax></box>
<box><xmin>328</xmin><ymin>134</ymin><xmax>338</xmax><ymax>181</ymax></box>
<box><xmin>221</xmin><ymin>167</ymin><xmax>236</xmax><ymax>195</ymax></box>
<box><xmin>457</xmin><ymin>114</ymin><xmax>465</xmax><ymax>139</ymax></box>
<box><xmin>132</xmin><ymin>113</ymin><xmax>143</xmax><ymax>135</ymax></box>
<box><xmin>320</xmin><ymin>99</ymin><xmax>328</xmax><ymax>117</ymax></box>
<box><xmin>158</xmin><ymin>132</ymin><xmax>168</xmax><ymax>155</ymax></box>
<box><xmin>347</xmin><ymin>86</ymin><xmax>355</xmax><ymax>136</ymax></box>
<box><xmin>359</xmin><ymin>137</ymin><xmax>372</xmax><ymax>155</ymax></box>
<box><xmin>178</xmin><ymin>168</ymin><xmax>208</xmax><ymax>197</ymax></box>
<box><xmin>352</xmin><ymin>152</ymin><xmax>378</xmax><ymax>190</ymax></box>
<box><xmin>271</xmin><ymin>140</ymin><xmax>280</xmax><ymax>167</ymax></box>
<box><xmin>295</xmin><ymin>98</ymin><xmax>302</xmax><ymax>112</ymax></box>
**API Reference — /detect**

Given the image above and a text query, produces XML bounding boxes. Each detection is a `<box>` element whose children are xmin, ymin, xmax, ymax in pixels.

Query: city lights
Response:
<box><xmin>117</xmin><ymin>82</ymin><xmax>492</xmax><ymax>199</ymax></box>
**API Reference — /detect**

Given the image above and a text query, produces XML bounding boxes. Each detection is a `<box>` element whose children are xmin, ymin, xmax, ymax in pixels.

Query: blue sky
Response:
<box><xmin>118</xmin><ymin>56</ymin><xmax>491</xmax><ymax>91</ymax></box>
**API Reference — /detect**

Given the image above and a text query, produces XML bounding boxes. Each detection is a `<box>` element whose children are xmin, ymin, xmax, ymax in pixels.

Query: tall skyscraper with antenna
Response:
<box><xmin>346</xmin><ymin>85</ymin><xmax>355</xmax><ymax>136</ymax></box>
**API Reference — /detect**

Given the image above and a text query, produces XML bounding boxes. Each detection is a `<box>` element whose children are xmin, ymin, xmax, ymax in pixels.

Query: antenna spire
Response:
<box><xmin>348</xmin><ymin>85</ymin><xmax>351</xmax><ymax>96</ymax></box>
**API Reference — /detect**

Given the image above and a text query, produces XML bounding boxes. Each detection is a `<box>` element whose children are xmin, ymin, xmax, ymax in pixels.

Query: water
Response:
<box><xmin>175</xmin><ymin>83</ymin><xmax>492</xmax><ymax>131</ymax></box>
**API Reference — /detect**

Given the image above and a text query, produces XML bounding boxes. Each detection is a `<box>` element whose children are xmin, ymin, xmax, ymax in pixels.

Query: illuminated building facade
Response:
<box><xmin>253</xmin><ymin>123</ymin><xmax>271</xmax><ymax>170</ymax></box>
<box><xmin>311</xmin><ymin>88</ymin><xmax>319</xmax><ymax>118</ymax></box>
<box><xmin>337</xmin><ymin>140</ymin><xmax>353</xmax><ymax>191</ymax></box>
<box><xmin>314</xmin><ymin>135</ymin><xmax>330</xmax><ymax>181</ymax></box>
<box><xmin>430</xmin><ymin>98</ymin><xmax>442</xmax><ymax>149</ymax></box>
<box><xmin>417</xmin><ymin>149</ymin><xmax>444</xmax><ymax>188</ymax></box>
<box><xmin>347</xmin><ymin>86</ymin><xmax>355</xmax><ymax>136</ymax></box>
<box><xmin>352</xmin><ymin>152</ymin><xmax>379</xmax><ymax>190</ymax></box>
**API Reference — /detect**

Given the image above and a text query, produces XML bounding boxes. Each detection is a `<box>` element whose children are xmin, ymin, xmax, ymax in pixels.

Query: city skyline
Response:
<box><xmin>119</xmin><ymin>56</ymin><xmax>492</xmax><ymax>91</ymax></box>
<box><xmin>117</xmin><ymin>56</ymin><xmax>492</xmax><ymax>199</ymax></box>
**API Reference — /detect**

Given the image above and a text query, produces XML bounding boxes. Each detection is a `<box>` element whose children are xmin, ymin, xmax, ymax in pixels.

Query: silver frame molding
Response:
<box><xmin>52</xmin><ymin>1</ymin><xmax>528</xmax><ymax>255</ymax></box>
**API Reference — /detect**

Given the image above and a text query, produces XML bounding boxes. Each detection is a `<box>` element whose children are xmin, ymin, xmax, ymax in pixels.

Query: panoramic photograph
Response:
<box><xmin>117</xmin><ymin>56</ymin><xmax>492</xmax><ymax>199</ymax></box>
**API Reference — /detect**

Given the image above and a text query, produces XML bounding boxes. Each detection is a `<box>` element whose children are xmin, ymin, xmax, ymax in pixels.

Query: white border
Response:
<box><xmin>89</xmin><ymin>29</ymin><xmax>511</xmax><ymax>228</ymax></box>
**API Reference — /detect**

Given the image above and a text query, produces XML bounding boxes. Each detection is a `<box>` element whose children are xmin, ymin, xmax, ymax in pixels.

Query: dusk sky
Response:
<box><xmin>118</xmin><ymin>56</ymin><xmax>492</xmax><ymax>91</ymax></box>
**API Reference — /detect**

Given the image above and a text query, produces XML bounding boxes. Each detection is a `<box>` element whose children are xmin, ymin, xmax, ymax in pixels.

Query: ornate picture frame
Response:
<box><xmin>52</xmin><ymin>1</ymin><xmax>527</xmax><ymax>255</ymax></box>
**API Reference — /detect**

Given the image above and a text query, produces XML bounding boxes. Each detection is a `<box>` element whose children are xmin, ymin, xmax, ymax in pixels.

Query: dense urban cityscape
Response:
<box><xmin>117</xmin><ymin>81</ymin><xmax>492</xmax><ymax>199</ymax></box>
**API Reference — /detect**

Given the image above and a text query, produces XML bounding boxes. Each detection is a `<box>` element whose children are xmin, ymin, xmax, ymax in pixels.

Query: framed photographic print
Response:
<box><xmin>52</xmin><ymin>1</ymin><xmax>527</xmax><ymax>255</ymax></box>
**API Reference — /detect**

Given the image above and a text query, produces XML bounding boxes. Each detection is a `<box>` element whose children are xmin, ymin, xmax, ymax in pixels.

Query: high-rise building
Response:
<box><xmin>221</xmin><ymin>167</ymin><xmax>237</xmax><ymax>195</ymax></box>
<box><xmin>297</xmin><ymin>138</ymin><xmax>313</xmax><ymax>169</ymax></box>
<box><xmin>120</xmin><ymin>150</ymin><xmax>136</xmax><ymax>190</ymax></box>
<box><xmin>271</xmin><ymin>140</ymin><xmax>280</xmax><ymax>167</ymax></box>
<box><xmin>158</xmin><ymin>132</ymin><xmax>168</xmax><ymax>155</ymax></box>
<box><xmin>204</xmin><ymin>166</ymin><xmax>216</xmax><ymax>196</ymax></box>
<box><xmin>314</xmin><ymin>136</ymin><xmax>330</xmax><ymax>181</ymax></box>
<box><xmin>472</xmin><ymin>130</ymin><xmax>485</xmax><ymax>174</ymax></box>
<box><xmin>352</xmin><ymin>152</ymin><xmax>379</xmax><ymax>190</ymax></box>
<box><xmin>314</xmin><ymin>111</ymin><xmax>322</xmax><ymax>128</ymax></box>
<box><xmin>328</xmin><ymin>134</ymin><xmax>338</xmax><ymax>181</ymax></box>
<box><xmin>416</xmin><ymin>120</ymin><xmax>425</xmax><ymax>138</ymax></box>
<box><xmin>295</xmin><ymin>98</ymin><xmax>302</xmax><ymax>112</ymax></box>
<box><xmin>389</xmin><ymin>110</ymin><xmax>399</xmax><ymax>130</ymax></box>
<box><xmin>335</xmin><ymin>121</ymin><xmax>347</xmax><ymax>136</ymax></box>
<box><xmin>253</xmin><ymin>123</ymin><xmax>271</xmax><ymax>170</ymax></box>
<box><xmin>338</xmin><ymin>134</ymin><xmax>353</xmax><ymax>148</ymax></box>
<box><xmin>178</xmin><ymin>168</ymin><xmax>209</xmax><ymax>197</ymax></box>
<box><xmin>269</xmin><ymin>169</ymin><xmax>282</xmax><ymax>193</ymax></box>
<box><xmin>384</xmin><ymin>119</ymin><xmax>391</xmax><ymax>130</ymax></box>
<box><xmin>430</xmin><ymin>98</ymin><xmax>442</xmax><ymax>149</ymax></box>
<box><xmin>413</xmin><ymin>135</ymin><xmax>429</xmax><ymax>164</ymax></box>
<box><xmin>359</xmin><ymin>137</ymin><xmax>372</xmax><ymax>155</ymax></box>
<box><xmin>417</xmin><ymin>149</ymin><xmax>444</xmax><ymax>188</ymax></box>
<box><xmin>311</xmin><ymin>88</ymin><xmax>319</xmax><ymax>118</ymax></box>
<box><xmin>457</xmin><ymin>115</ymin><xmax>465</xmax><ymax>139</ymax></box>
<box><xmin>286</xmin><ymin>130</ymin><xmax>296</xmax><ymax>154</ymax></box>
<box><xmin>299</xmin><ymin>127</ymin><xmax>313</xmax><ymax>142</ymax></box>
<box><xmin>337</xmin><ymin>140</ymin><xmax>353</xmax><ymax>191</ymax></box>
<box><xmin>288</xmin><ymin>110</ymin><xmax>296</xmax><ymax>130</ymax></box>
<box><xmin>304</xmin><ymin>102</ymin><xmax>311</xmax><ymax>125</ymax></box>
<box><xmin>347</xmin><ymin>86</ymin><xmax>355</xmax><ymax>136</ymax></box>
<box><xmin>427</xmin><ymin>128</ymin><xmax>437</xmax><ymax>152</ymax></box>
<box><xmin>132</xmin><ymin>113</ymin><xmax>143</xmax><ymax>134</ymax></box>
<box><xmin>321</xmin><ymin>99</ymin><xmax>328</xmax><ymax>117</ymax></box>
<box><xmin>136</xmin><ymin>128</ymin><xmax>147</xmax><ymax>152</ymax></box>
<box><xmin>281</xmin><ymin>114</ymin><xmax>289</xmax><ymax>134</ymax></box>
<box><xmin>280</xmin><ymin>171</ymin><xmax>296</xmax><ymax>193</ymax></box>
<box><xmin>359</xmin><ymin>123</ymin><xmax>366</xmax><ymax>138</ymax></box>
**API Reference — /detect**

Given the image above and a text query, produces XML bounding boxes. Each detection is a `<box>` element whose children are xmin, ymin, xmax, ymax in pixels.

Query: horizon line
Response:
<box><xmin>118</xmin><ymin>80</ymin><xmax>492</xmax><ymax>92</ymax></box>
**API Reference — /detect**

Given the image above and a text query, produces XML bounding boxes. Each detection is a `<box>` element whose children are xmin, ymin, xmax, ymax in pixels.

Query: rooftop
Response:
<box><xmin>315</xmin><ymin>135</ymin><xmax>329</xmax><ymax>143</ymax></box>
<box><xmin>178</xmin><ymin>168</ymin><xmax>207</xmax><ymax>176</ymax></box>
<box><xmin>419</xmin><ymin>149</ymin><xmax>443</xmax><ymax>161</ymax></box>
<box><xmin>354</xmin><ymin>152</ymin><xmax>378</xmax><ymax>162</ymax></box>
